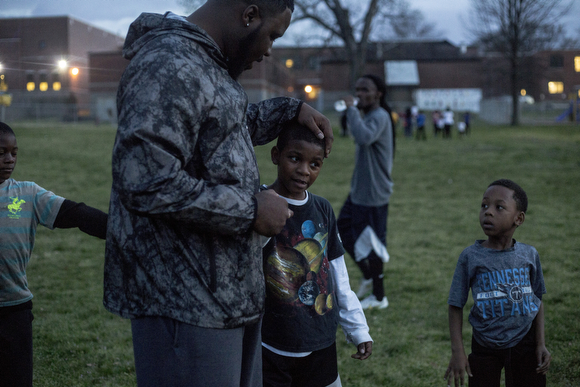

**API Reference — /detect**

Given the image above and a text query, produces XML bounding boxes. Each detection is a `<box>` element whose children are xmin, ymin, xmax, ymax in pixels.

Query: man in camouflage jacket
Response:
<box><xmin>103</xmin><ymin>1</ymin><xmax>332</xmax><ymax>386</ymax></box>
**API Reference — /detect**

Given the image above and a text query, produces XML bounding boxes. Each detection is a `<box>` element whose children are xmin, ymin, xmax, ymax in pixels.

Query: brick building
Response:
<box><xmin>273</xmin><ymin>42</ymin><xmax>580</xmax><ymax>115</ymax></box>
<box><xmin>274</xmin><ymin>41</ymin><xmax>486</xmax><ymax>112</ymax></box>
<box><xmin>0</xmin><ymin>16</ymin><xmax>123</xmax><ymax>120</ymax></box>
<box><xmin>532</xmin><ymin>50</ymin><xmax>580</xmax><ymax>102</ymax></box>
<box><xmin>88</xmin><ymin>50</ymin><xmax>296</xmax><ymax>123</ymax></box>
<box><xmin>2</xmin><ymin>15</ymin><xmax>578</xmax><ymax>122</ymax></box>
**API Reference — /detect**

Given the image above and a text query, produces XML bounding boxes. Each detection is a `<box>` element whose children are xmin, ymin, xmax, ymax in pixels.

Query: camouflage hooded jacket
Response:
<box><xmin>104</xmin><ymin>13</ymin><xmax>302</xmax><ymax>329</ymax></box>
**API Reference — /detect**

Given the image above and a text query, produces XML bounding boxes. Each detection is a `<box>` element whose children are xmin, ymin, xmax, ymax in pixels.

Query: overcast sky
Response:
<box><xmin>1</xmin><ymin>0</ymin><xmax>578</xmax><ymax>46</ymax></box>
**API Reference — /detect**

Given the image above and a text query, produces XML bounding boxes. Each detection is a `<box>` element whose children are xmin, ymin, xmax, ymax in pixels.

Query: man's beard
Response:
<box><xmin>227</xmin><ymin>24</ymin><xmax>262</xmax><ymax>80</ymax></box>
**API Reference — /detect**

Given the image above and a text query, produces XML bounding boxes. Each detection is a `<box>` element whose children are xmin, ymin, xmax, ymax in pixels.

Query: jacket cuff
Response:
<box><xmin>293</xmin><ymin>100</ymin><xmax>304</xmax><ymax>121</ymax></box>
<box><xmin>249</xmin><ymin>195</ymin><xmax>258</xmax><ymax>232</ymax></box>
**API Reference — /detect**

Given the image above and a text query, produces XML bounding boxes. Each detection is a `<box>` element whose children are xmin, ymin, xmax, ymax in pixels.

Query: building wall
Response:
<box><xmin>417</xmin><ymin>60</ymin><xmax>483</xmax><ymax>89</ymax></box>
<box><xmin>67</xmin><ymin>18</ymin><xmax>123</xmax><ymax>108</ymax></box>
<box><xmin>535</xmin><ymin>50</ymin><xmax>580</xmax><ymax>101</ymax></box>
<box><xmin>89</xmin><ymin>51</ymin><xmax>128</xmax><ymax>123</ymax></box>
<box><xmin>316</xmin><ymin>58</ymin><xmax>485</xmax><ymax>112</ymax></box>
<box><xmin>88</xmin><ymin>49</ymin><xmax>296</xmax><ymax>122</ymax></box>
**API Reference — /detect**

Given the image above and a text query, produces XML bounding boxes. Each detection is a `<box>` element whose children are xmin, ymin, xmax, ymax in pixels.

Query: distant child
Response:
<box><xmin>443</xmin><ymin>107</ymin><xmax>454</xmax><ymax>138</ymax></box>
<box><xmin>0</xmin><ymin>122</ymin><xmax>108</xmax><ymax>387</ymax></box>
<box><xmin>415</xmin><ymin>111</ymin><xmax>426</xmax><ymax>140</ymax></box>
<box><xmin>464</xmin><ymin>112</ymin><xmax>471</xmax><ymax>135</ymax></box>
<box><xmin>457</xmin><ymin>121</ymin><xmax>466</xmax><ymax>137</ymax></box>
<box><xmin>261</xmin><ymin>121</ymin><xmax>373</xmax><ymax>387</ymax></box>
<box><xmin>445</xmin><ymin>179</ymin><xmax>550</xmax><ymax>387</ymax></box>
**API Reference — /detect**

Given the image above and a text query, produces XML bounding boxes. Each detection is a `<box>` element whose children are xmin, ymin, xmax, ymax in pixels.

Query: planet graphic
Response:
<box><xmin>298</xmin><ymin>280</ymin><xmax>320</xmax><ymax>305</ymax></box>
<box><xmin>313</xmin><ymin>232</ymin><xmax>328</xmax><ymax>253</ymax></box>
<box><xmin>326</xmin><ymin>293</ymin><xmax>333</xmax><ymax>310</ymax></box>
<box><xmin>301</xmin><ymin>220</ymin><xmax>316</xmax><ymax>239</ymax></box>
<box><xmin>265</xmin><ymin>246</ymin><xmax>309</xmax><ymax>301</ymax></box>
<box><xmin>314</xmin><ymin>293</ymin><xmax>334</xmax><ymax>315</ymax></box>
<box><xmin>294</xmin><ymin>238</ymin><xmax>325</xmax><ymax>273</ymax></box>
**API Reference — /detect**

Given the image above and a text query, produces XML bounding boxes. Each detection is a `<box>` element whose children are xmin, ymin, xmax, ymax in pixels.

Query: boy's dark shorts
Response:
<box><xmin>262</xmin><ymin>342</ymin><xmax>338</xmax><ymax>387</ymax></box>
<box><xmin>468</xmin><ymin>326</ymin><xmax>546</xmax><ymax>387</ymax></box>
<box><xmin>0</xmin><ymin>300</ymin><xmax>34</xmax><ymax>387</ymax></box>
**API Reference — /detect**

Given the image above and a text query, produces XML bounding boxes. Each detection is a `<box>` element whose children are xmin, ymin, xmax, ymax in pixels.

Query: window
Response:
<box><xmin>548</xmin><ymin>81</ymin><xmax>564</xmax><ymax>94</ymax></box>
<box><xmin>292</xmin><ymin>57</ymin><xmax>303</xmax><ymax>70</ymax></box>
<box><xmin>575</xmin><ymin>56</ymin><xmax>580</xmax><ymax>72</ymax></box>
<box><xmin>26</xmin><ymin>73</ymin><xmax>35</xmax><ymax>91</ymax></box>
<box><xmin>550</xmin><ymin>55</ymin><xmax>564</xmax><ymax>67</ymax></box>
<box><xmin>307</xmin><ymin>56</ymin><xmax>320</xmax><ymax>70</ymax></box>
<box><xmin>0</xmin><ymin>75</ymin><xmax>6</xmax><ymax>92</ymax></box>
<box><xmin>52</xmin><ymin>73</ymin><xmax>61</xmax><ymax>91</ymax></box>
<box><xmin>39</xmin><ymin>73</ymin><xmax>48</xmax><ymax>92</ymax></box>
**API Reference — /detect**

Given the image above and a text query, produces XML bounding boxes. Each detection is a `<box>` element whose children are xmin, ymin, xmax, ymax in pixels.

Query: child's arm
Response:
<box><xmin>53</xmin><ymin>200</ymin><xmax>107</xmax><ymax>239</ymax></box>
<box><xmin>534</xmin><ymin>302</ymin><xmax>551</xmax><ymax>374</ymax></box>
<box><xmin>444</xmin><ymin>305</ymin><xmax>472</xmax><ymax>387</ymax></box>
<box><xmin>330</xmin><ymin>256</ymin><xmax>373</xmax><ymax>360</ymax></box>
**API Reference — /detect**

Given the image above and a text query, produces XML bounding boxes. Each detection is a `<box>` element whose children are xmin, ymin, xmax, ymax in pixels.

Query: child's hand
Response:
<box><xmin>444</xmin><ymin>352</ymin><xmax>472</xmax><ymax>387</ymax></box>
<box><xmin>351</xmin><ymin>341</ymin><xmax>372</xmax><ymax>360</ymax></box>
<box><xmin>536</xmin><ymin>345</ymin><xmax>551</xmax><ymax>374</ymax></box>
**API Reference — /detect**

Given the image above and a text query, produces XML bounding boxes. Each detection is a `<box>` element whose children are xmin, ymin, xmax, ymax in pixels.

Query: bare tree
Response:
<box><xmin>554</xmin><ymin>27</ymin><xmax>580</xmax><ymax>49</ymax></box>
<box><xmin>469</xmin><ymin>0</ymin><xmax>572</xmax><ymax>126</ymax></box>
<box><xmin>386</xmin><ymin>2</ymin><xmax>440</xmax><ymax>40</ymax></box>
<box><xmin>178</xmin><ymin>0</ymin><xmax>439</xmax><ymax>88</ymax></box>
<box><xmin>291</xmin><ymin>0</ymin><xmax>442</xmax><ymax>87</ymax></box>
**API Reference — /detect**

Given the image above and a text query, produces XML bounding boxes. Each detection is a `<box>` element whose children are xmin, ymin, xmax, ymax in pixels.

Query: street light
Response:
<box><xmin>58</xmin><ymin>59</ymin><xmax>67</xmax><ymax>71</ymax></box>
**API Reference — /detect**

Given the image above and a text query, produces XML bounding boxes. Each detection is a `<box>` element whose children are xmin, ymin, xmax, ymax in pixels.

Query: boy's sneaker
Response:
<box><xmin>360</xmin><ymin>294</ymin><xmax>389</xmax><ymax>310</ymax></box>
<box><xmin>356</xmin><ymin>278</ymin><xmax>373</xmax><ymax>299</ymax></box>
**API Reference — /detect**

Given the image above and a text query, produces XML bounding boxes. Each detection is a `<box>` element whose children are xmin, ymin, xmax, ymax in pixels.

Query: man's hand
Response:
<box><xmin>253</xmin><ymin>190</ymin><xmax>293</xmax><ymax>237</ymax></box>
<box><xmin>343</xmin><ymin>95</ymin><xmax>356</xmax><ymax>107</ymax></box>
<box><xmin>351</xmin><ymin>341</ymin><xmax>372</xmax><ymax>360</ymax></box>
<box><xmin>297</xmin><ymin>103</ymin><xmax>333</xmax><ymax>158</ymax></box>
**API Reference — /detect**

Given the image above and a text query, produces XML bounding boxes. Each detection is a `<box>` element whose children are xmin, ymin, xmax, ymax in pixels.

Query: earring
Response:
<box><xmin>246</xmin><ymin>23</ymin><xmax>250</xmax><ymax>27</ymax></box>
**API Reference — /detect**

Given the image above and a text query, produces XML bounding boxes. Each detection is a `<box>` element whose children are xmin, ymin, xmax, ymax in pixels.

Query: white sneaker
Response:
<box><xmin>360</xmin><ymin>294</ymin><xmax>389</xmax><ymax>310</ymax></box>
<box><xmin>356</xmin><ymin>278</ymin><xmax>373</xmax><ymax>299</ymax></box>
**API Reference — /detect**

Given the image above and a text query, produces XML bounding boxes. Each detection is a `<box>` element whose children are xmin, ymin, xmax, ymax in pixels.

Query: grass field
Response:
<box><xmin>8</xmin><ymin>117</ymin><xmax>580</xmax><ymax>386</ymax></box>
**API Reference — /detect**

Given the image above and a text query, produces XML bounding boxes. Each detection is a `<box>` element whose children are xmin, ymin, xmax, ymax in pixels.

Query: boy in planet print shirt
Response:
<box><xmin>261</xmin><ymin>121</ymin><xmax>372</xmax><ymax>387</ymax></box>
<box><xmin>445</xmin><ymin>179</ymin><xmax>550</xmax><ymax>387</ymax></box>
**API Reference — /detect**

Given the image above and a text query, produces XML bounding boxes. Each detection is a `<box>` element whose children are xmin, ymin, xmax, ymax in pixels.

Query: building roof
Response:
<box><xmin>314</xmin><ymin>40</ymin><xmax>480</xmax><ymax>63</ymax></box>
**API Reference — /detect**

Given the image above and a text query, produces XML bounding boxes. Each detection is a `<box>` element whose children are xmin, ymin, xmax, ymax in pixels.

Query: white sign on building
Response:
<box><xmin>384</xmin><ymin>61</ymin><xmax>420</xmax><ymax>86</ymax></box>
<box><xmin>413</xmin><ymin>88</ymin><xmax>482</xmax><ymax>112</ymax></box>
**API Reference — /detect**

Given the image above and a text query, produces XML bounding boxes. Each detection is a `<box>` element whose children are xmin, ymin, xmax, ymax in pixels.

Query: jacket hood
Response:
<box><xmin>123</xmin><ymin>12</ymin><xmax>227</xmax><ymax>68</ymax></box>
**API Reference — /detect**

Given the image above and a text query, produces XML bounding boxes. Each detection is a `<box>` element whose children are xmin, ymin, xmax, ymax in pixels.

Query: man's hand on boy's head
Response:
<box><xmin>351</xmin><ymin>341</ymin><xmax>372</xmax><ymax>360</ymax></box>
<box><xmin>253</xmin><ymin>190</ymin><xmax>293</xmax><ymax>237</ymax></box>
<box><xmin>297</xmin><ymin>103</ymin><xmax>333</xmax><ymax>158</ymax></box>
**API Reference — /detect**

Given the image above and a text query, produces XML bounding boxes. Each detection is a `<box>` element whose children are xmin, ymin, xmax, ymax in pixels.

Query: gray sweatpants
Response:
<box><xmin>131</xmin><ymin>316</ymin><xmax>262</xmax><ymax>387</ymax></box>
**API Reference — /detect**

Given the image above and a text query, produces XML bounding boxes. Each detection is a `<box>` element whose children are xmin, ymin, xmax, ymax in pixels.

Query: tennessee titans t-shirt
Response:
<box><xmin>448</xmin><ymin>240</ymin><xmax>546</xmax><ymax>349</ymax></box>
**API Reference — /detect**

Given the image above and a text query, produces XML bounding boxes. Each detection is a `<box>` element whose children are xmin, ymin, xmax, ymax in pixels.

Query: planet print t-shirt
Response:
<box><xmin>261</xmin><ymin>191</ymin><xmax>345</xmax><ymax>352</ymax></box>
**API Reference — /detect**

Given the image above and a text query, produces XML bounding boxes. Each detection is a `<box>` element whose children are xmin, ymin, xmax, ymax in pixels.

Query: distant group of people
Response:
<box><xmin>1</xmin><ymin>1</ymin><xmax>551</xmax><ymax>387</ymax></box>
<box><xmin>432</xmin><ymin>108</ymin><xmax>471</xmax><ymax>138</ymax></box>
<box><xmin>397</xmin><ymin>107</ymin><xmax>471</xmax><ymax>140</ymax></box>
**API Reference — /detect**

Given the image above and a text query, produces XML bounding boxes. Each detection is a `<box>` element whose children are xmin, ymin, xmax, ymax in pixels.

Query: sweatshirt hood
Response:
<box><xmin>122</xmin><ymin>12</ymin><xmax>227</xmax><ymax>69</ymax></box>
